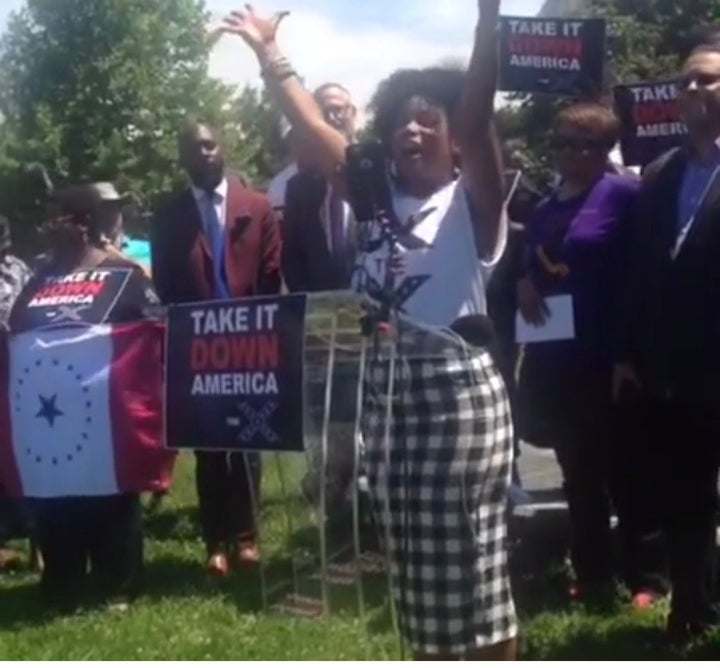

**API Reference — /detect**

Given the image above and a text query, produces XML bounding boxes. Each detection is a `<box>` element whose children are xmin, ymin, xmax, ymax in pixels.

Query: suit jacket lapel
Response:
<box><xmin>656</xmin><ymin>151</ymin><xmax>687</xmax><ymax>258</ymax></box>
<box><xmin>178</xmin><ymin>187</ymin><xmax>214</xmax><ymax>299</ymax></box>
<box><xmin>684</xmin><ymin>161</ymin><xmax>720</xmax><ymax>249</ymax></box>
<box><xmin>671</xmin><ymin>150</ymin><xmax>720</xmax><ymax>261</ymax></box>
<box><xmin>313</xmin><ymin>179</ymin><xmax>341</xmax><ymax>273</ymax></box>
<box><xmin>225</xmin><ymin>176</ymin><xmax>252</xmax><ymax>245</ymax></box>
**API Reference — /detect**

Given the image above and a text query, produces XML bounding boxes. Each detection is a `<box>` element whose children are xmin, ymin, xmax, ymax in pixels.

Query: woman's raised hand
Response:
<box><xmin>221</xmin><ymin>4</ymin><xmax>289</xmax><ymax>54</ymax></box>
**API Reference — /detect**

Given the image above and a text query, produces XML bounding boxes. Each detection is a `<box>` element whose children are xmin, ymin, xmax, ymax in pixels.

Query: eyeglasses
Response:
<box><xmin>677</xmin><ymin>73</ymin><xmax>720</xmax><ymax>90</ymax></box>
<box><xmin>549</xmin><ymin>135</ymin><xmax>608</xmax><ymax>151</ymax></box>
<box><xmin>323</xmin><ymin>105</ymin><xmax>353</xmax><ymax>123</ymax></box>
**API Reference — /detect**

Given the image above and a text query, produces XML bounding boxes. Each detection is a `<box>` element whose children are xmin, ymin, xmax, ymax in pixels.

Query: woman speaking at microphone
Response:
<box><xmin>221</xmin><ymin>0</ymin><xmax>516</xmax><ymax>660</ymax></box>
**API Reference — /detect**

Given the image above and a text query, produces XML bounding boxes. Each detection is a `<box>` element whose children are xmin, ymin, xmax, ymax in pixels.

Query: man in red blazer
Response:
<box><xmin>152</xmin><ymin>118</ymin><xmax>281</xmax><ymax>577</ymax></box>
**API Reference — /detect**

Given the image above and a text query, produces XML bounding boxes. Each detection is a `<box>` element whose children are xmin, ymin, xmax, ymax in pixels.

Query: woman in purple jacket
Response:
<box><xmin>517</xmin><ymin>103</ymin><xmax>662</xmax><ymax>607</ymax></box>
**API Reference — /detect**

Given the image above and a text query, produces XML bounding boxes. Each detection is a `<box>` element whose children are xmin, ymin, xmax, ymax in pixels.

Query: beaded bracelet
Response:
<box><xmin>261</xmin><ymin>56</ymin><xmax>297</xmax><ymax>84</ymax></box>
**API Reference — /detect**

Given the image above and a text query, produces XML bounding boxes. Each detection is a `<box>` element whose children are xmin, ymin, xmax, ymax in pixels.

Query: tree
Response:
<box><xmin>229</xmin><ymin>85</ymin><xmax>286</xmax><ymax>188</ymax></box>
<box><xmin>0</xmin><ymin>0</ymin><xmax>240</xmax><ymax>242</ymax></box>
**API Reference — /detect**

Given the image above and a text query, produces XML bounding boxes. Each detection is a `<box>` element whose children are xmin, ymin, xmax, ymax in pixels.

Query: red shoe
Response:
<box><xmin>632</xmin><ymin>590</ymin><xmax>661</xmax><ymax>610</ymax></box>
<box><xmin>234</xmin><ymin>540</ymin><xmax>260</xmax><ymax>566</ymax></box>
<box><xmin>0</xmin><ymin>548</ymin><xmax>23</xmax><ymax>572</ymax></box>
<box><xmin>206</xmin><ymin>552</ymin><xmax>230</xmax><ymax>578</ymax></box>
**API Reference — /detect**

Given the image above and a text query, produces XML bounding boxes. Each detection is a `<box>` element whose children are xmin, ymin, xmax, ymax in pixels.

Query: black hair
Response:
<box><xmin>177</xmin><ymin>115</ymin><xmax>218</xmax><ymax>152</ymax></box>
<box><xmin>369</xmin><ymin>66</ymin><xmax>466</xmax><ymax>148</ymax></box>
<box><xmin>690</xmin><ymin>42</ymin><xmax>720</xmax><ymax>57</ymax></box>
<box><xmin>46</xmin><ymin>187</ymin><xmax>105</xmax><ymax>244</ymax></box>
<box><xmin>698</xmin><ymin>26</ymin><xmax>720</xmax><ymax>46</ymax></box>
<box><xmin>685</xmin><ymin>25</ymin><xmax>720</xmax><ymax>59</ymax></box>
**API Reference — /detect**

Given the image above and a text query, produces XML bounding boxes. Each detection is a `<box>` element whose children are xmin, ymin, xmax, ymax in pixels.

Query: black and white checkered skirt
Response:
<box><xmin>363</xmin><ymin>343</ymin><xmax>517</xmax><ymax>655</ymax></box>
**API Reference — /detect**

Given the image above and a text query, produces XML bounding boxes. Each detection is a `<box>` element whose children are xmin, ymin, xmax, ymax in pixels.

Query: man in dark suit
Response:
<box><xmin>152</xmin><ymin>118</ymin><xmax>282</xmax><ymax>577</ymax></box>
<box><xmin>614</xmin><ymin>42</ymin><xmax>720</xmax><ymax>640</ymax></box>
<box><xmin>280</xmin><ymin>83</ymin><xmax>359</xmax><ymax>508</ymax></box>
<box><xmin>281</xmin><ymin>83</ymin><xmax>357</xmax><ymax>293</ymax></box>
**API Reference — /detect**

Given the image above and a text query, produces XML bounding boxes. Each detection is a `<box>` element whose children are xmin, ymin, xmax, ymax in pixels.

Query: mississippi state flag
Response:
<box><xmin>0</xmin><ymin>322</ymin><xmax>174</xmax><ymax>498</ymax></box>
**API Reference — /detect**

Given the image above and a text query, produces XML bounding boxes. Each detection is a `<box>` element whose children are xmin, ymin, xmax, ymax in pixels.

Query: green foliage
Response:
<box><xmin>0</xmin><ymin>0</ymin><xmax>277</xmax><ymax>248</ymax></box>
<box><xmin>229</xmin><ymin>85</ymin><xmax>286</xmax><ymax>188</ymax></box>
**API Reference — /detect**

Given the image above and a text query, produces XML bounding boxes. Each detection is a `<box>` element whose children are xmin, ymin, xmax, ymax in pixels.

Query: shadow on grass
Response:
<box><xmin>508</xmin><ymin>508</ymin><xmax>574</xmax><ymax>617</ymax></box>
<box><xmin>144</xmin><ymin>506</ymin><xmax>200</xmax><ymax>542</ymax></box>
<box><xmin>0</xmin><ymin>579</ymin><xmax>63</xmax><ymax>630</ymax></box>
<box><xmin>523</xmin><ymin>619</ymin><xmax>720</xmax><ymax>660</ymax></box>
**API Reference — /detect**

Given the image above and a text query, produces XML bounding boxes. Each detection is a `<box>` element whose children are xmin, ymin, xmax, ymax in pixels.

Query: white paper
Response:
<box><xmin>515</xmin><ymin>294</ymin><xmax>575</xmax><ymax>344</ymax></box>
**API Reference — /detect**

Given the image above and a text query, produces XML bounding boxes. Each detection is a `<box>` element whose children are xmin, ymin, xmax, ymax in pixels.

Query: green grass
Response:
<box><xmin>0</xmin><ymin>455</ymin><xmax>719</xmax><ymax>660</ymax></box>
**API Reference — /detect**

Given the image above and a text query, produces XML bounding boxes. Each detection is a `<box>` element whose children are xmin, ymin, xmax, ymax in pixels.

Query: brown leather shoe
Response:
<box><xmin>0</xmin><ymin>548</ymin><xmax>23</xmax><ymax>572</ymax></box>
<box><xmin>206</xmin><ymin>552</ymin><xmax>230</xmax><ymax>578</ymax></box>
<box><xmin>234</xmin><ymin>540</ymin><xmax>260</xmax><ymax>566</ymax></box>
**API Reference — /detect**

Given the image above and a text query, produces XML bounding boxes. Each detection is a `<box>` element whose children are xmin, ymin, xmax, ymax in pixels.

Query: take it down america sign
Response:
<box><xmin>164</xmin><ymin>294</ymin><xmax>307</xmax><ymax>453</ymax></box>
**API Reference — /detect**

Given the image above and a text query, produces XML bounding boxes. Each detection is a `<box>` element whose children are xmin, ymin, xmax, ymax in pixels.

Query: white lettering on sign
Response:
<box><xmin>191</xmin><ymin>372</ymin><xmax>279</xmax><ymax>396</ymax></box>
<box><xmin>509</xmin><ymin>54</ymin><xmax>582</xmax><ymax>71</ymax></box>
<box><xmin>629</xmin><ymin>83</ymin><xmax>679</xmax><ymax>104</ymax></box>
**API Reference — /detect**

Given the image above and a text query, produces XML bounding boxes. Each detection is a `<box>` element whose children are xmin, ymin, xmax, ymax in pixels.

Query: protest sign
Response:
<box><xmin>11</xmin><ymin>268</ymin><xmax>133</xmax><ymax>332</ymax></box>
<box><xmin>164</xmin><ymin>294</ymin><xmax>306</xmax><ymax>452</ymax></box>
<box><xmin>498</xmin><ymin>17</ymin><xmax>606</xmax><ymax>95</ymax></box>
<box><xmin>614</xmin><ymin>80</ymin><xmax>687</xmax><ymax>167</ymax></box>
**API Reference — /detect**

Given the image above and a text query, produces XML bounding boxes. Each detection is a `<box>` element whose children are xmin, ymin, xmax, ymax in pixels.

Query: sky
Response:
<box><xmin>0</xmin><ymin>0</ymin><xmax>544</xmax><ymax>108</ymax></box>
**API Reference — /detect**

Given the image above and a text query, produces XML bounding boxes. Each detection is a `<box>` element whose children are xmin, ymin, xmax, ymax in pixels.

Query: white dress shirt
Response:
<box><xmin>267</xmin><ymin>163</ymin><xmax>298</xmax><ymax>214</ymax></box>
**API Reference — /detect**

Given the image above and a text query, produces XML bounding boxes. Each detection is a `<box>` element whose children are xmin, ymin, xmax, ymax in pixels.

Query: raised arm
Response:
<box><xmin>221</xmin><ymin>5</ymin><xmax>348</xmax><ymax>189</ymax></box>
<box><xmin>458</xmin><ymin>0</ymin><xmax>506</xmax><ymax>260</ymax></box>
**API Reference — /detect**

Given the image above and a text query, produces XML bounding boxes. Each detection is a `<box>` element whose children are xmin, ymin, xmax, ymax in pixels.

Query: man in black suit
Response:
<box><xmin>281</xmin><ymin>83</ymin><xmax>357</xmax><ymax>293</ymax></box>
<box><xmin>614</xmin><ymin>42</ymin><xmax>720</xmax><ymax>640</ymax></box>
<box><xmin>281</xmin><ymin>83</ymin><xmax>359</xmax><ymax>507</ymax></box>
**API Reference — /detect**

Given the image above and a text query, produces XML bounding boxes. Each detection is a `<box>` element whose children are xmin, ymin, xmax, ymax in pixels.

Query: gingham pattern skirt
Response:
<box><xmin>363</xmin><ymin>345</ymin><xmax>517</xmax><ymax>655</ymax></box>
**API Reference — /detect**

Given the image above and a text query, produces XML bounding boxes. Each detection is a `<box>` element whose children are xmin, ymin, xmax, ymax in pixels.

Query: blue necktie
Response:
<box><xmin>202</xmin><ymin>192</ymin><xmax>229</xmax><ymax>299</ymax></box>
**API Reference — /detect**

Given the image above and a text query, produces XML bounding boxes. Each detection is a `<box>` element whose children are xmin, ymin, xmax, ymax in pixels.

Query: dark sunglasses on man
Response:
<box><xmin>676</xmin><ymin>72</ymin><xmax>720</xmax><ymax>90</ymax></box>
<box><xmin>322</xmin><ymin>105</ymin><xmax>353</xmax><ymax>130</ymax></box>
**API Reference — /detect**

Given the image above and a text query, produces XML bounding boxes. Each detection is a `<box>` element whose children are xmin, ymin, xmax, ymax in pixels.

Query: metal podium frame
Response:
<box><xmin>163</xmin><ymin>291</ymin><xmax>477</xmax><ymax>655</ymax></box>
<box><xmin>263</xmin><ymin>292</ymin><xmax>475</xmax><ymax>648</ymax></box>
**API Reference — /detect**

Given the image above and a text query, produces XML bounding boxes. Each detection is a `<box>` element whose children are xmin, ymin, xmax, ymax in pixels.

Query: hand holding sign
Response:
<box><xmin>221</xmin><ymin>4</ymin><xmax>289</xmax><ymax>55</ymax></box>
<box><xmin>478</xmin><ymin>0</ymin><xmax>500</xmax><ymax>23</ymax></box>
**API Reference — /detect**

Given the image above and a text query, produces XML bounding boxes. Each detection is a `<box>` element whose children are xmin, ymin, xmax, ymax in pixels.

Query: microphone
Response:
<box><xmin>449</xmin><ymin>314</ymin><xmax>496</xmax><ymax>348</ymax></box>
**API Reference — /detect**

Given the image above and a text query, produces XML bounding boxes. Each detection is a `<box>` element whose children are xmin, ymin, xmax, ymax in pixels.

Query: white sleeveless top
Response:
<box><xmin>353</xmin><ymin>178</ymin><xmax>507</xmax><ymax>329</ymax></box>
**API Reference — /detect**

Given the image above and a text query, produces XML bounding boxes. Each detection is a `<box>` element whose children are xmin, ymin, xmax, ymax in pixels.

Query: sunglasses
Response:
<box><xmin>323</xmin><ymin>106</ymin><xmax>353</xmax><ymax>127</ymax></box>
<box><xmin>549</xmin><ymin>135</ymin><xmax>609</xmax><ymax>151</ymax></box>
